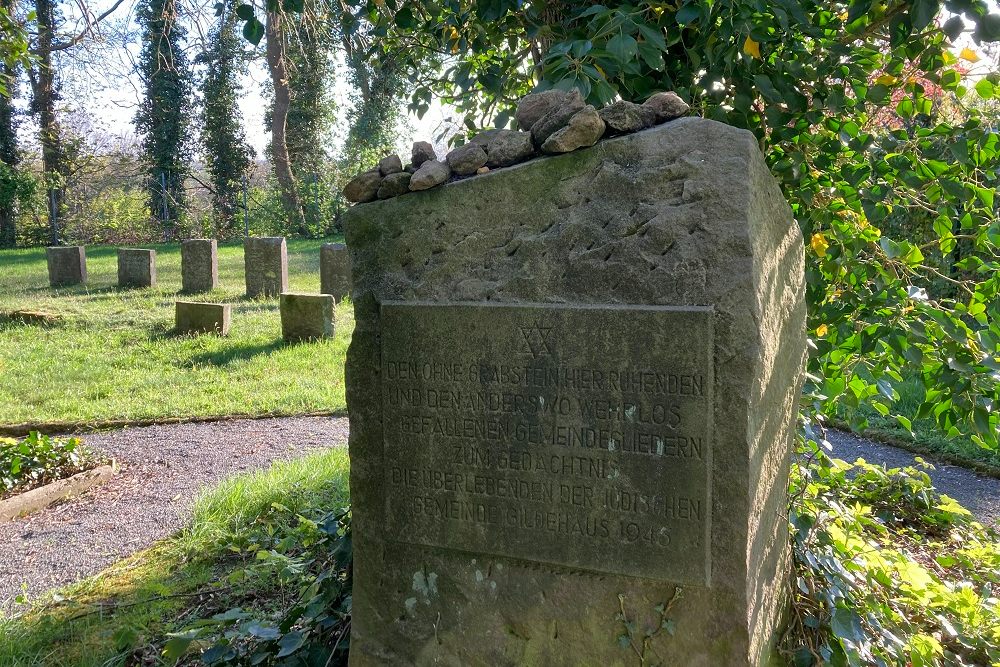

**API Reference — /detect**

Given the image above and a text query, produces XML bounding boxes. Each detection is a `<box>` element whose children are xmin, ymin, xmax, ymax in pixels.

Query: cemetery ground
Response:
<box><xmin>0</xmin><ymin>240</ymin><xmax>352</xmax><ymax>428</ymax></box>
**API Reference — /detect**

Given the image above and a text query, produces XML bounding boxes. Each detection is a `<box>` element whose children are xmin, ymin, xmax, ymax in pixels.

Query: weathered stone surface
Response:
<box><xmin>46</xmin><ymin>246</ymin><xmax>86</xmax><ymax>287</ymax></box>
<box><xmin>484</xmin><ymin>129</ymin><xmax>535</xmax><ymax>168</ymax></box>
<box><xmin>320</xmin><ymin>242</ymin><xmax>352</xmax><ymax>302</ymax></box>
<box><xmin>540</xmin><ymin>105</ymin><xmax>606</xmax><ymax>153</ymax></box>
<box><xmin>530</xmin><ymin>88</ymin><xmax>585</xmax><ymax>145</ymax></box>
<box><xmin>344</xmin><ymin>117</ymin><xmax>806</xmax><ymax>666</ymax></box>
<box><xmin>279</xmin><ymin>292</ymin><xmax>334</xmax><ymax>342</ymax></box>
<box><xmin>175</xmin><ymin>301</ymin><xmax>231</xmax><ymax>335</ymax></box>
<box><xmin>117</xmin><ymin>248</ymin><xmax>157</xmax><ymax>288</ymax></box>
<box><xmin>644</xmin><ymin>91</ymin><xmax>691</xmax><ymax>122</ymax></box>
<box><xmin>600</xmin><ymin>99</ymin><xmax>657</xmax><ymax>133</ymax></box>
<box><xmin>377</xmin><ymin>172</ymin><xmax>412</xmax><ymax>199</ymax></box>
<box><xmin>409</xmin><ymin>160</ymin><xmax>452</xmax><ymax>191</ymax></box>
<box><xmin>378</xmin><ymin>154</ymin><xmax>403</xmax><ymax>176</ymax></box>
<box><xmin>404</xmin><ymin>163</ymin><xmax>417</xmax><ymax>174</ymax></box>
<box><xmin>181</xmin><ymin>239</ymin><xmax>218</xmax><ymax>293</ymax></box>
<box><xmin>445</xmin><ymin>142</ymin><xmax>488</xmax><ymax>176</ymax></box>
<box><xmin>344</xmin><ymin>171</ymin><xmax>382</xmax><ymax>203</ymax></box>
<box><xmin>469</xmin><ymin>128</ymin><xmax>502</xmax><ymax>147</ymax></box>
<box><xmin>515</xmin><ymin>89</ymin><xmax>572</xmax><ymax>131</ymax></box>
<box><xmin>411</xmin><ymin>141</ymin><xmax>436</xmax><ymax>167</ymax></box>
<box><xmin>244</xmin><ymin>237</ymin><xmax>288</xmax><ymax>298</ymax></box>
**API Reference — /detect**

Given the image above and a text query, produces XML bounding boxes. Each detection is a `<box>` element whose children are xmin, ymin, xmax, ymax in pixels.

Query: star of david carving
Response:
<box><xmin>519</xmin><ymin>322</ymin><xmax>554</xmax><ymax>358</ymax></box>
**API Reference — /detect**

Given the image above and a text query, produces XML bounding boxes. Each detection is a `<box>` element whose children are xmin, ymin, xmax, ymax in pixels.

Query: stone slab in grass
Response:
<box><xmin>343</xmin><ymin>117</ymin><xmax>807</xmax><ymax>665</ymax></box>
<box><xmin>280</xmin><ymin>292</ymin><xmax>334</xmax><ymax>342</ymax></box>
<box><xmin>175</xmin><ymin>301</ymin><xmax>231</xmax><ymax>335</ymax></box>
<box><xmin>181</xmin><ymin>239</ymin><xmax>218</xmax><ymax>293</ymax></box>
<box><xmin>46</xmin><ymin>246</ymin><xmax>87</xmax><ymax>287</ymax></box>
<box><xmin>117</xmin><ymin>248</ymin><xmax>157</xmax><ymax>288</ymax></box>
<box><xmin>320</xmin><ymin>242</ymin><xmax>352</xmax><ymax>303</ymax></box>
<box><xmin>244</xmin><ymin>237</ymin><xmax>288</xmax><ymax>298</ymax></box>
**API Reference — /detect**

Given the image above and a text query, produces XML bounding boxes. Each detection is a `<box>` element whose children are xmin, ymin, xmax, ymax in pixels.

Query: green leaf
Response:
<box><xmin>276</xmin><ymin>631</ymin><xmax>305</xmax><ymax>657</ymax></box>
<box><xmin>606</xmin><ymin>34</ymin><xmax>638</xmax><ymax>62</ymax></box>
<box><xmin>975</xmin><ymin>78</ymin><xmax>995</xmax><ymax>100</ymax></box>
<box><xmin>911</xmin><ymin>0</ymin><xmax>939</xmax><ymax>31</ymax></box>
<box><xmin>234</xmin><ymin>4</ymin><xmax>255</xmax><ymax>20</ymax></box>
<box><xmin>242</xmin><ymin>17</ymin><xmax>264</xmax><ymax>46</ymax></box>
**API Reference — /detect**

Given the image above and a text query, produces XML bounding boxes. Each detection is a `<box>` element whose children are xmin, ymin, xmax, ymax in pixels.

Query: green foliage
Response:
<box><xmin>786</xmin><ymin>436</ymin><xmax>1000</xmax><ymax>665</ymax></box>
<box><xmin>0</xmin><ymin>432</ymin><xmax>106</xmax><ymax>498</ymax></box>
<box><xmin>325</xmin><ymin>0</ymin><xmax>1000</xmax><ymax>449</ymax></box>
<box><xmin>163</xmin><ymin>508</ymin><xmax>351</xmax><ymax>665</ymax></box>
<box><xmin>198</xmin><ymin>4</ymin><xmax>255</xmax><ymax>234</ymax></box>
<box><xmin>135</xmin><ymin>0</ymin><xmax>194</xmax><ymax>238</ymax></box>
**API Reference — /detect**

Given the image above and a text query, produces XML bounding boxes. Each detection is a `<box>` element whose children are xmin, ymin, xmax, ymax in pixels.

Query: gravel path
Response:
<box><xmin>0</xmin><ymin>416</ymin><xmax>348</xmax><ymax>614</ymax></box>
<box><xmin>827</xmin><ymin>428</ymin><xmax>1000</xmax><ymax>526</ymax></box>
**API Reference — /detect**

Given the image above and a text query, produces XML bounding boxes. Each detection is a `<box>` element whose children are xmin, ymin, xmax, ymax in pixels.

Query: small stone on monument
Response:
<box><xmin>117</xmin><ymin>248</ymin><xmax>156</xmax><ymax>288</ymax></box>
<box><xmin>279</xmin><ymin>293</ymin><xmax>334</xmax><ymax>342</ymax></box>
<box><xmin>46</xmin><ymin>246</ymin><xmax>87</xmax><ymax>287</ymax></box>
<box><xmin>320</xmin><ymin>243</ymin><xmax>351</xmax><ymax>302</ymax></box>
<box><xmin>175</xmin><ymin>301</ymin><xmax>231</xmax><ymax>335</ymax></box>
<box><xmin>244</xmin><ymin>237</ymin><xmax>288</xmax><ymax>298</ymax></box>
<box><xmin>181</xmin><ymin>239</ymin><xmax>218</xmax><ymax>293</ymax></box>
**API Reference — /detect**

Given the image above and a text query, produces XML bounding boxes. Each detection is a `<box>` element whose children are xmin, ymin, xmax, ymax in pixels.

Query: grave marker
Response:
<box><xmin>175</xmin><ymin>301</ymin><xmax>231</xmax><ymax>335</ymax></box>
<box><xmin>320</xmin><ymin>242</ymin><xmax>352</xmax><ymax>302</ymax></box>
<box><xmin>181</xmin><ymin>239</ymin><xmax>218</xmax><ymax>293</ymax></box>
<box><xmin>343</xmin><ymin>117</ymin><xmax>807</xmax><ymax>665</ymax></box>
<box><xmin>117</xmin><ymin>248</ymin><xmax>156</xmax><ymax>288</ymax></box>
<box><xmin>244</xmin><ymin>237</ymin><xmax>288</xmax><ymax>298</ymax></box>
<box><xmin>280</xmin><ymin>293</ymin><xmax>334</xmax><ymax>342</ymax></box>
<box><xmin>46</xmin><ymin>246</ymin><xmax>87</xmax><ymax>287</ymax></box>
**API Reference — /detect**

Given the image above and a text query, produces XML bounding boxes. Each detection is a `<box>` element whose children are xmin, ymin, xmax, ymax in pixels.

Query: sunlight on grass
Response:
<box><xmin>0</xmin><ymin>448</ymin><xmax>349</xmax><ymax>667</ymax></box>
<box><xmin>0</xmin><ymin>240</ymin><xmax>351</xmax><ymax>425</ymax></box>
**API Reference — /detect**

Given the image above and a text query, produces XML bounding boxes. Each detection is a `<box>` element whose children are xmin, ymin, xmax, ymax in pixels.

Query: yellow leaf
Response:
<box><xmin>942</xmin><ymin>50</ymin><xmax>956</xmax><ymax>65</ymax></box>
<box><xmin>960</xmin><ymin>47</ymin><xmax>980</xmax><ymax>63</ymax></box>
<box><xmin>595</xmin><ymin>64</ymin><xmax>607</xmax><ymax>79</ymax></box>
<box><xmin>817</xmin><ymin>324</ymin><xmax>829</xmax><ymax>337</ymax></box>
<box><xmin>875</xmin><ymin>74</ymin><xmax>897</xmax><ymax>86</ymax></box>
<box><xmin>743</xmin><ymin>36</ymin><xmax>761</xmax><ymax>60</ymax></box>
<box><xmin>811</xmin><ymin>232</ymin><xmax>829</xmax><ymax>257</ymax></box>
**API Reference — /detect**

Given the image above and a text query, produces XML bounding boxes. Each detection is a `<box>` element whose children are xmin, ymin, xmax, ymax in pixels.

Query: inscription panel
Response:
<box><xmin>380</xmin><ymin>302</ymin><xmax>713</xmax><ymax>584</ymax></box>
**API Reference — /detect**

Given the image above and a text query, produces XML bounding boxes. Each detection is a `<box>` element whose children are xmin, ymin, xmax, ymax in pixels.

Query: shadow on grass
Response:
<box><xmin>184</xmin><ymin>339</ymin><xmax>287</xmax><ymax>367</ymax></box>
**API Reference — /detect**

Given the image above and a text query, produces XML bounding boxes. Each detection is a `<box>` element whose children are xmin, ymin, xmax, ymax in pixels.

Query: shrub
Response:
<box><xmin>0</xmin><ymin>432</ymin><xmax>107</xmax><ymax>498</ymax></box>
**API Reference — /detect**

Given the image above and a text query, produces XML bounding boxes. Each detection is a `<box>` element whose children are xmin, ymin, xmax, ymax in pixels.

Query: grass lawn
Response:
<box><xmin>0</xmin><ymin>448</ymin><xmax>350</xmax><ymax>666</ymax></box>
<box><xmin>0</xmin><ymin>240</ymin><xmax>351</xmax><ymax>427</ymax></box>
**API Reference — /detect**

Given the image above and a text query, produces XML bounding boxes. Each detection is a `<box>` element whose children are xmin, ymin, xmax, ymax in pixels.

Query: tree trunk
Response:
<box><xmin>0</xmin><ymin>0</ymin><xmax>17</xmax><ymax>248</ymax></box>
<box><xmin>31</xmin><ymin>0</ymin><xmax>65</xmax><ymax>245</ymax></box>
<box><xmin>265</xmin><ymin>9</ymin><xmax>305</xmax><ymax>232</ymax></box>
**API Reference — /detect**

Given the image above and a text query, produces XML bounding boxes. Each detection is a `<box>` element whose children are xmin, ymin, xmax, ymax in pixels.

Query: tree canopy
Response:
<box><xmin>281</xmin><ymin>0</ymin><xmax>1000</xmax><ymax>448</ymax></box>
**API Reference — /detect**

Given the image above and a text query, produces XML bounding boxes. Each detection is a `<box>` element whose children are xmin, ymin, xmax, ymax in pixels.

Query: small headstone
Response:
<box><xmin>46</xmin><ymin>246</ymin><xmax>86</xmax><ymax>287</ymax></box>
<box><xmin>279</xmin><ymin>292</ymin><xmax>334</xmax><ymax>342</ymax></box>
<box><xmin>117</xmin><ymin>248</ymin><xmax>156</xmax><ymax>288</ymax></box>
<box><xmin>181</xmin><ymin>239</ymin><xmax>218</xmax><ymax>293</ymax></box>
<box><xmin>319</xmin><ymin>243</ymin><xmax>351</xmax><ymax>302</ymax></box>
<box><xmin>344</xmin><ymin>117</ymin><xmax>806</xmax><ymax>665</ymax></box>
<box><xmin>244</xmin><ymin>237</ymin><xmax>288</xmax><ymax>298</ymax></box>
<box><xmin>175</xmin><ymin>301</ymin><xmax>231</xmax><ymax>335</ymax></box>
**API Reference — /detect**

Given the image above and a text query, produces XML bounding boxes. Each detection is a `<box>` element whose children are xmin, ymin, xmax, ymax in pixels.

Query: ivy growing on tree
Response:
<box><xmin>198</xmin><ymin>1</ymin><xmax>254</xmax><ymax>234</ymax></box>
<box><xmin>136</xmin><ymin>0</ymin><xmax>193</xmax><ymax>238</ymax></box>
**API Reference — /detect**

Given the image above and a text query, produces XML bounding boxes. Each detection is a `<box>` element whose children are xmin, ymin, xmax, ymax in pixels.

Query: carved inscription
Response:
<box><xmin>380</xmin><ymin>302</ymin><xmax>713</xmax><ymax>584</ymax></box>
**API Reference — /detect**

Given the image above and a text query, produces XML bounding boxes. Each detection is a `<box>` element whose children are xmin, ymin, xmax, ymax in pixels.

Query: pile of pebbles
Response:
<box><xmin>343</xmin><ymin>90</ymin><xmax>690</xmax><ymax>204</ymax></box>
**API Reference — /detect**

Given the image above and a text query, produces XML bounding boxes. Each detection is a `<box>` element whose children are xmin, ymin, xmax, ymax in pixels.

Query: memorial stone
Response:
<box><xmin>320</xmin><ymin>243</ymin><xmax>352</xmax><ymax>302</ymax></box>
<box><xmin>181</xmin><ymin>239</ymin><xmax>218</xmax><ymax>293</ymax></box>
<box><xmin>175</xmin><ymin>301</ymin><xmax>231</xmax><ymax>335</ymax></box>
<box><xmin>280</xmin><ymin>292</ymin><xmax>334</xmax><ymax>342</ymax></box>
<box><xmin>244</xmin><ymin>237</ymin><xmax>288</xmax><ymax>298</ymax></box>
<box><xmin>344</xmin><ymin>117</ymin><xmax>806</xmax><ymax>666</ymax></box>
<box><xmin>117</xmin><ymin>248</ymin><xmax>156</xmax><ymax>288</ymax></box>
<box><xmin>46</xmin><ymin>246</ymin><xmax>87</xmax><ymax>287</ymax></box>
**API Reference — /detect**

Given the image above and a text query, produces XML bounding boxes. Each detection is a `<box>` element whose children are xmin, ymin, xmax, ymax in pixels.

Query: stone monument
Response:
<box><xmin>175</xmin><ymin>301</ymin><xmax>231</xmax><ymax>335</ymax></box>
<box><xmin>244</xmin><ymin>237</ymin><xmax>288</xmax><ymax>298</ymax></box>
<box><xmin>181</xmin><ymin>239</ymin><xmax>218</xmax><ymax>293</ymax></box>
<box><xmin>117</xmin><ymin>248</ymin><xmax>156</xmax><ymax>288</ymax></box>
<box><xmin>320</xmin><ymin>242</ymin><xmax>352</xmax><ymax>302</ymax></box>
<box><xmin>344</xmin><ymin>117</ymin><xmax>806</xmax><ymax>666</ymax></box>
<box><xmin>280</xmin><ymin>292</ymin><xmax>334</xmax><ymax>342</ymax></box>
<box><xmin>46</xmin><ymin>246</ymin><xmax>87</xmax><ymax>287</ymax></box>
